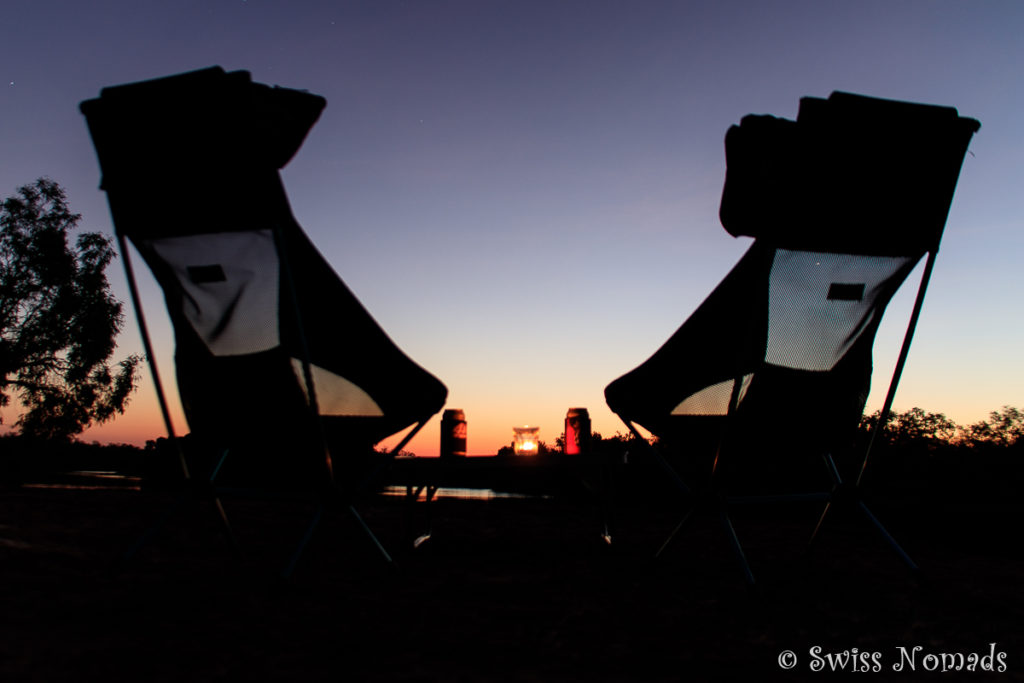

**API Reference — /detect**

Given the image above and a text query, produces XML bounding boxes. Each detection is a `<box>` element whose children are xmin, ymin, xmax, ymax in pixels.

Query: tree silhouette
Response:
<box><xmin>859</xmin><ymin>407</ymin><xmax>959</xmax><ymax>454</ymax></box>
<box><xmin>967</xmin><ymin>406</ymin><xmax>1023</xmax><ymax>449</ymax></box>
<box><xmin>859</xmin><ymin>406</ymin><xmax>1024</xmax><ymax>453</ymax></box>
<box><xmin>0</xmin><ymin>178</ymin><xmax>139</xmax><ymax>440</ymax></box>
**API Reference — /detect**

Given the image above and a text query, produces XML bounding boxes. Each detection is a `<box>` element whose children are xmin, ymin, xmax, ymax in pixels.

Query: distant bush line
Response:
<box><xmin>858</xmin><ymin>405</ymin><xmax>1023</xmax><ymax>454</ymax></box>
<box><xmin>1</xmin><ymin>406</ymin><xmax>1020</xmax><ymax>489</ymax></box>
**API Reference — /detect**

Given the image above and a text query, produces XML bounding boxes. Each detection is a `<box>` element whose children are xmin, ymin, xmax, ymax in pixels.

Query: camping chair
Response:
<box><xmin>605</xmin><ymin>92</ymin><xmax>979</xmax><ymax>584</ymax></box>
<box><xmin>80</xmin><ymin>67</ymin><xmax>448</xmax><ymax>575</ymax></box>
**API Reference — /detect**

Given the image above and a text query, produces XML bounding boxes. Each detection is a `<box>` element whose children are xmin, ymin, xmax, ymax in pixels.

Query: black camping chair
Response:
<box><xmin>605</xmin><ymin>92</ymin><xmax>979</xmax><ymax>584</ymax></box>
<box><xmin>80</xmin><ymin>67</ymin><xmax>447</xmax><ymax>575</ymax></box>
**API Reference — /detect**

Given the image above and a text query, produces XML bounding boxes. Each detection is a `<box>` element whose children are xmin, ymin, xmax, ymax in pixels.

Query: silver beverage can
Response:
<box><xmin>440</xmin><ymin>409</ymin><xmax>467</xmax><ymax>458</ymax></box>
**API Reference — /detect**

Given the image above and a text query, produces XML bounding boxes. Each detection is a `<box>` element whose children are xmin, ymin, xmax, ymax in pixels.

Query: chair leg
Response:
<box><xmin>806</xmin><ymin>455</ymin><xmax>919</xmax><ymax>575</ymax></box>
<box><xmin>347</xmin><ymin>503</ymin><xmax>395</xmax><ymax>566</ymax></box>
<box><xmin>208</xmin><ymin>449</ymin><xmax>240</xmax><ymax>556</ymax></box>
<box><xmin>654</xmin><ymin>504</ymin><xmax>697</xmax><ymax>560</ymax></box>
<box><xmin>807</xmin><ymin>452</ymin><xmax>843</xmax><ymax>551</ymax></box>
<box><xmin>718</xmin><ymin>505</ymin><xmax>756</xmax><ymax>586</ymax></box>
<box><xmin>281</xmin><ymin>491</ymin><xmax>397</xmax><ymax>580</ymax></box>
<box><xmin>856</xmin><ymin>500</ymin><xmax>920</xmax><ymax>574</ymax></box>
<box><xmin>118</xmin><ymin>460</ymin><xmax>239</xmax><ymax>569</ymax></box>
<box><xmin>404</xmin><ymin>483</ymin><xmax>438</xmax><ymax>549</ymax></box>
<box><xmin>599</xmin><ymin>449</ymin><xmax>614</xmax><ymax>545</ymax></box>
<box><xmin>281</xmin><ymin>502</ymin><xmax>323</xmax><ymax>580</ymax></box>
<box><xmin>419</xmin><ymin>485</ymin><xmax>438</xmax><ymax>549</ymax></box>
<box><xmin>654</xmin><ymin>499</ymin><xmax>756</xmax><ymax>585</ymax></box>
<box><xmin>808</xmin><ymin>499</ymin><xmax>833</xmax><ymax>550</ymax></box>
<box><xmin>599</xmin><ymin>512</ymin><xmax>614</xmax><ymax>547</ymax></box>
<box><xmin>618</xmin><ymin>416</ymin><xmax>755</xmax><ymax>582</ymax></box>
<box><xmin>211</xmin><ymin>496</ymin><xmax>240</xmax><ymax>557</ymax></box>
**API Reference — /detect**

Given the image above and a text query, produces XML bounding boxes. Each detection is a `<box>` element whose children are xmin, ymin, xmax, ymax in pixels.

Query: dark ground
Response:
<box><xmin>1</xmin><ymin>478</ymin><xmax>1022</xmax><ymax>682</ymax></box>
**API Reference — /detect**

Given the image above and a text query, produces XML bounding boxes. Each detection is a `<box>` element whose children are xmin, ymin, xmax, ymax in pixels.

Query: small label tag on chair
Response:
<box><xmin>827</xmin><ymin>282</ymin><xmax>865</xmax><ymax>301</ymax></box>
<box><xmin>187</xmin><ymin>264</ymin><xmax>227</xmax><ymax>284</ymax></box>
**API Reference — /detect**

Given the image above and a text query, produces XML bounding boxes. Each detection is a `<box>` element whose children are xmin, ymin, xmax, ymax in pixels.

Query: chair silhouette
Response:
<box><xmin>80</xmin><ymin>67</ymin><xmax>448</xmax><ymax>574</ymax></box>
<box><xmin>605</xmin><ymin>92</ymin><xmax>979</xmax><ymax>584</ymax></box>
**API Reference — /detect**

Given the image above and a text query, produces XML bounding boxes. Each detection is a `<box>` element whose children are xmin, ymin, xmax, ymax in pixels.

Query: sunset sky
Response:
<box><xmin>1</xmin><ymin>1</ymin><xmax>1021</xmax><ymax>456</ymax></box>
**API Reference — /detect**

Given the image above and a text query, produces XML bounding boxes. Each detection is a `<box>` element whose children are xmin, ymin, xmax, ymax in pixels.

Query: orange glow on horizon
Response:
<box><xmin>10</xmin><ymin>392</ymin><xmax>1019</xmax><ymax>464</ymax></box>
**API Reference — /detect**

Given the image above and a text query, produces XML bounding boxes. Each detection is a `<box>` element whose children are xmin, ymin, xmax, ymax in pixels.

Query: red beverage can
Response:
<box><xmin>564</xmin><ymin>407</ymin><xmax>591</xmax><ymax>455</ymax></box>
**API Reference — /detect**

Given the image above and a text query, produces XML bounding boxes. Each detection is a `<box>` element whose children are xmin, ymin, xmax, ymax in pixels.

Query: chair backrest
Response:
<box><xmin>606</xmin><ymin>92</ymin><xmax>979</xmax><ymax>450</ymax></box>
<box><xmin>81</xmin><ymin>67</ymin><xmax>447</xmax><ymax>459</ymax></box>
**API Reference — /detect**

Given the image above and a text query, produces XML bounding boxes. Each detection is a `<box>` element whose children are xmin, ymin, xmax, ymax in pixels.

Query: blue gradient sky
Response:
<box><xmin>1</xmin><ymin>1</ymin><xmax>1021</xmax><ymax>455</ymax></box>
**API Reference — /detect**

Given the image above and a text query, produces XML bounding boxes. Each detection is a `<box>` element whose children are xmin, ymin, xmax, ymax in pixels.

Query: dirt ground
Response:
<box><xmin>1</xmin><ymin>483</ymin><xmax>1022</xmax><ymax>682</ymax></box>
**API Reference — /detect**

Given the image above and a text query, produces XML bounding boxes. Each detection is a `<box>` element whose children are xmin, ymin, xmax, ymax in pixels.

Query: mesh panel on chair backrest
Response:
<box><xmin>671</xmin><ymin>374</ymin><xmax>753</xmax><ymax>416</ymax></box>
<box><xmin>765</xmin><ymin>249</ymin><xmax>917</xmax><ymax>372</ymax></box>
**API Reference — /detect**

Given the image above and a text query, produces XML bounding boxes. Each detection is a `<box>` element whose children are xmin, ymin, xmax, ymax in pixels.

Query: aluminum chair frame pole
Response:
<box><xmin>857</xmin><ymin>249</ymin><xmax>938</xmax><ymax>489</ymax></box>
<box><xmin>115</xmin><ymin>230</ymin><xmax>238</xmax><ymax>563</ymax></box>
<box><xmin>116</xmin><ymin>231</ymin><xmax>188</xmax><ymax>479</ymax></box>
